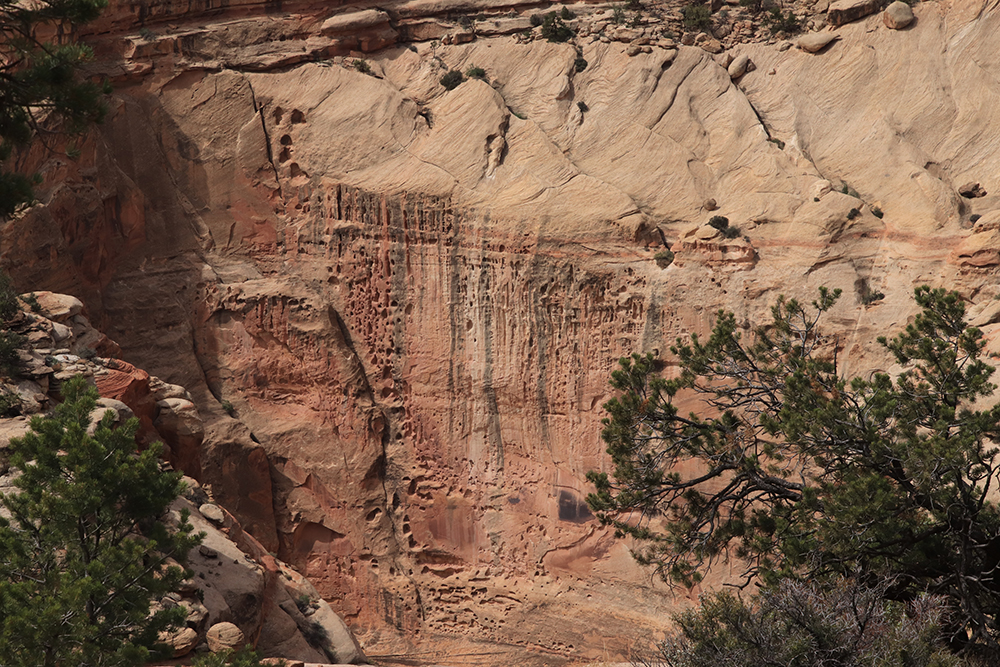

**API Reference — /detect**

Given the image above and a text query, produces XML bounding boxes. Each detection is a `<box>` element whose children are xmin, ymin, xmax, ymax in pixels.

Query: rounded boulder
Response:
<box><xmin>883</xmin><ymin>1</ymin><xmax>914</xmax><ymax>29</ymax></box>
<box><xmin>206</xmin><ymin>622</ymin><xmax>245</xmax><ymax>653</ymax></box>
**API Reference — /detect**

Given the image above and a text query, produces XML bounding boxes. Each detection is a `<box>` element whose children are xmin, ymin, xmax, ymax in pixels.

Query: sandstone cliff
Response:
<box><xmin>0</xmin><ymin>293</ymin><xmax>367</xmax><ymax>664</ymax></box>
<box><xmin>6</xmin><ymin>0</ymin><xmax>1000</xmax><ymax>663</ymax></box>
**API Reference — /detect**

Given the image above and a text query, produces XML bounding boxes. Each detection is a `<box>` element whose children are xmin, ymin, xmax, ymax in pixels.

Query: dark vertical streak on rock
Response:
<box><xmin>446</xmin><ymin>201</ymin><xmax>462</xmax><ymax>457</ymax></box>
<box><xmin>479</xmin><ymin>214</ymin><xmax>504</xmax><ymax>473</ymax></box>
<box><xmin>527</xmin><ymin>227</ymin><xmax>550</xmax><ymax>451</ymax></box>
<box><xmin>640</xmin><ymin>285</ymin><xmax>661</xmax><ymax>353</ymax></box>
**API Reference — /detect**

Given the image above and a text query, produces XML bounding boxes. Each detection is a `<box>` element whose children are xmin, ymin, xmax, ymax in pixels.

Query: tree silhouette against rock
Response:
<box><xmin>589</xmin><ymin>287</ymin><xmax>1000</xmax><ymax>658</ymax></box>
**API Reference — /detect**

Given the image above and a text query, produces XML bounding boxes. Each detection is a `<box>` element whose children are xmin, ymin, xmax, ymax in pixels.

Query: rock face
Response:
<box><xmin>7</xmin><ymin>0</ymin><xmax>1000</xmax><ymax>664</ymax></box>
<box><xmin>0</xmin><ymin>298</ymin><xmax>367</xmax><ymax>665</ymax></box>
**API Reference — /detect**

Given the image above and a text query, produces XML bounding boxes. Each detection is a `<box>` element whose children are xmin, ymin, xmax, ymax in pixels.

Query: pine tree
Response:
<box><xmin>588</xmin><ymin>287</ymin><xmax>1000</xmax><ymax>657</ymax></box>
<box><xmin>0</xmin><ymin>376</ymin><xmax>202</xmax><ymax>667</ymax></box>
<box><xmin>0</xmin><ymin>0</ymin><xmax>110</xmax><ymax>216</ymax></box>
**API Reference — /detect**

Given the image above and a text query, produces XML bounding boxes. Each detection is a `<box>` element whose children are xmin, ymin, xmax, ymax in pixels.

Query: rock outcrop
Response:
<box><xmin>7</xmin><ymin>0</ymin><xmax>1000</xmax><ymax>664</ymax></box>
<box><xmin>0</xmin><ymin>297</ymin><xmax>368</xmax><ymax>665</ymax></box>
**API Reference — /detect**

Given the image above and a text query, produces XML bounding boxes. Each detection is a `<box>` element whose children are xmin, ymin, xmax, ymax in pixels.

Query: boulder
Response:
<box><xmin>206</xmin><ymin>622</ymin><xmax>245</xmax><ymax>653</ymax></box>
<box><xmin>797</xmin><ymin>32</ymin><xmax>839</xmax><ymax>53</ymax></box>
<box><xmin>159</xmin><ymin>627</ymin><xmax>199</xmax><ymax>658</ymax></box>
<box><xmin>27</xmin><ymin>292</ymin><xmax>83</xmax><ymax>322</ymax></box>
<box><xmin>699</xmin><ymin>38</ymin><xmax>723</xmax><ymax>54</ymax></box>
<box><xmin>728</xmin><ymin>54</ymin><xmax>751</xmax><ymax>79</ymax></box>
<box><xmin>306</xmin><ymin>604</ymin><xmax>368</xmax><ymax>664</ymax></box>
<box><xmin>827</xmin><ymin>0</ymin><xmax>880</xmax><ymax>26</ymax></box>
<box><xmin>883</xmin><ymin>1</ymin><xmax>914</xmax><ymax>29</ymax></box>
<box><xmin>959</xmin><ymin>182</ymin><xmax>987</xmax><ymax>198</ymax></box>
<box><xmin>200</xmin><ymin>502</ymin><xmax>226</xmax><ymax>524</ymax></box>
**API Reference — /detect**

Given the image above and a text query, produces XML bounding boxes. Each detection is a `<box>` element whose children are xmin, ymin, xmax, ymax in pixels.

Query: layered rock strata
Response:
<box><xmin>7</xmin><ymin>1</ymin><xmax>1000</xmax><ymax>664</ymax></box>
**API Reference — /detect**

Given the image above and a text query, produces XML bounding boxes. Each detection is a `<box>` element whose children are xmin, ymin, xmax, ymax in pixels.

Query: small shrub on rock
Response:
<box><xmin>721</xmin><ymin>225</ymin><xmax>741</xmax><ymax>239</ymax></box>
<box><xmin>765</xmin><ymin>7</ymin><xmax>799</xmax><ymax>34</ymax></box>
<box><xmin>0</xmin><ymin>273</ymin><xmax>19</xmax><ymax>324</ymax></box>
<box><xmin>847</xmin><ymin>208</ymin><xmax>860</xmax><ymax>220</ymax></box>
<box><xmin>0</xmin><ymin>387</ymin><xmax>21</xmax><ymax>416</ymax></box>
<box><xmin>440</xmin><ymin>70</ymin><xmax>464</xmax><ymax>90</ymax></box>
<box><xmin>0</xmin><ymin>331</ymin><xmax>23</xmax><ymax>377</ymax></box>
<box><xmin>560</xmin><ymin>6</ymin><xmax>575</xmax><ymax>19</ymax></box>
<box><xmin>654</xmin><ymin>249</ymin><xmax>674</xmax><ymax>267</ymax></box>
<box><xmin>19</xmin><ymin>292</ymin><xmax>41</xmax><ymax>313</ymax></box>
<box><xmin>574</xmin><ymin>56</ymin><xmax>588</xmax><ymax>72</ymax></box>
<box><xmin>530</xmin><ymin>13</ymin><xmax>544</xmax><ymax>26</ymax></box>
<box><xmin>352</xmin><ymin>59</ymin><xmax>372</xmax><ymax>75</ymax></box>
<box><xmin>708</xmin><ymin>215</ymin><xmax>730</xmax><ymax>231</ymax></box>
<box><xmin>541</xmin><ymin>13</ymin><xmax>574</xmax><ymax>42</ymax></box>
<box><xmin>682</xmin><ymin>4</ymin><xmax>712</xmax><ymax>30</ymax></box>
<box><xmin>465</xmin><ymin>65</ymin><xmax>487</xmax><ymax>80</ymax></box>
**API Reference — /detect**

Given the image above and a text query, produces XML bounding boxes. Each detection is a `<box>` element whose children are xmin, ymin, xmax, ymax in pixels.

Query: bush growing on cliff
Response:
<box><xmin>588</xmin><ymin>287</ymin><xmax>1000</xmax><ymax>658</ymax></box>
<box><xmin>0</xmin><ymin>376</ymin><xmax>202</xmax><ymax>667</ymax></box>
<box><xmin>540</xmin><ymin>13</ymin><xmax>574</xmax><ymax>42</ymax></box>
<box><xmin>0</xmin><ymin>0</ymin><xmax>110</xmax><ymax>217</ymax></box>
<box><xmin>764</xmin><ymin>7</ymin><xmax>800</xmax><ymax>34</ymax></box>
<box><xmin>440</xmin><ymin>70</ymin><xmax>464</xmax><ymax>90</ymax></box>
<box><xmin>682</xmin><ymin>4</ymin><xmax>712</xmax><ymax>30</ymax></box>
<box><xmin>653</xmin><ymin>249</ymin><xmax>674</xmax><ymax>267</ymax></box>
<box><xmin>465</xmin><ymin>65</ymin><xmax>487</xmax><ymax>80</ymax></box>
<box><xmin>708</xmin><ymin>215</ymin><xmax>729</xmax><ymax>230</ymax></box>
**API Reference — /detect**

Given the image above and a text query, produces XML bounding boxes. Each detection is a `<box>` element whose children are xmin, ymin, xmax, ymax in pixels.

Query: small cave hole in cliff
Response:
<box><xmin>291</xmin><ymin>109</ymin><xmax>305</xmax><ymax>123</ymax></box>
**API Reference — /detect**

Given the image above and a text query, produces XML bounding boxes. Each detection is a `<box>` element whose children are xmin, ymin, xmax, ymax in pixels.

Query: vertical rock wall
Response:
<box><xmin>10</xmin><ymin>4</ymin><xmax>1000</xmax><ymax>662</ymax></box>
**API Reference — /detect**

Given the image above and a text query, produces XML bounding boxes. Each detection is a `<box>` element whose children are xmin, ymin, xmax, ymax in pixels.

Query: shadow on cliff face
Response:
<box><xmin>0</xmin><ymin>76</ymin><xmax>293</xmax><ymax>550</ymax></box>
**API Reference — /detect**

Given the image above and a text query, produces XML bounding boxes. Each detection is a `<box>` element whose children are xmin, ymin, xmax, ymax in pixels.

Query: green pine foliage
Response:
<box><xmin>0</xmin><ymin>376</ymin><xmax>202</xmax><ymax>667</ymax></box>
<box><xmin>0</xmin><ymin>0</ymin><xmax>110</xmax><ymax>216</ymax></box>
<box><xmin>682</xmin><ymin>4</ymin><xmax>712</xmax><ymax>30</ymax></box>
<box><xmin>540</xmin><ymin>12</ymin><xmax>573</xmax><ymax>42</ymax></box>
<box><xmin>440</xmin><ymin>70</ymin><xmax>464</xmax><ymax>90</ymax></box>
<box><xmin>588</xmin><ymin>287</ymin><xmax>1000</xmax><ymax>658</ymax></box>
<box><xmin>193</xmin><ymin>647</ymin><xmax>283</xmax><ymax>667</ymax></box>
<box><xmin>645</xmin><ymin>580</ymin><xmax>959</xmax><ymax>667</ymax></box>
